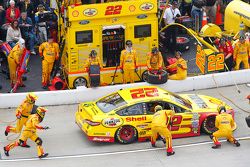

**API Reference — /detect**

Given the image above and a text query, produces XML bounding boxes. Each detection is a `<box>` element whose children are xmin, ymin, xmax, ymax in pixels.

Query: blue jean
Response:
<box><xmin>24</xmin><ymin>32</ymin><xmax>36</xmax><ymax>51</ymax></box>
<box><xmin>191</xmin><ymin>9</ymin><xmax>203</xmax><ymax>31</ymax></box>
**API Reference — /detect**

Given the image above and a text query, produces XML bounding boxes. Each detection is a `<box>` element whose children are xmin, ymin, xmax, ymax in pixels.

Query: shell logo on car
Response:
<box><xmin>75</xmin><ymin>86</ymin><xmax>236</xmax><ymax>144</ymax></box>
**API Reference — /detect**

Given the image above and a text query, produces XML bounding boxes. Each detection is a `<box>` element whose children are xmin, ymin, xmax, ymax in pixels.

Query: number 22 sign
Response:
<box><xmin>105</xmin><ymin>5</ymin><xmax>122</xmax><ymax>15</ymax></box>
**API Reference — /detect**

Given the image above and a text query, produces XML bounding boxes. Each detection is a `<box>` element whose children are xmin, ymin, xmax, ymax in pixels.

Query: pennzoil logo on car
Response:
<box><xmin>102</xmin><ymin>118</ymin><xmax>123</xmax><ymax>128</ymax></box>
<box><xmin>83</xmin><ymin>8</ymin><xmax>98</xmax><ymax>17</ymax></box>
<box><xmin>140</xmin><ymin>3</ymin><xmax>154</xmax><ymax>11</ymax></box>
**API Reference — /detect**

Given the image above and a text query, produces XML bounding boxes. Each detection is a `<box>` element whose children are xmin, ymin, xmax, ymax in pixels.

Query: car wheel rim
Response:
<box><xmin>142</xmin><ymin>71</ymin><xmax>148</xmax><ymax>82</ymax></box>
<box><xmin>74</xmin><ymin>78</ymin><xmax>86</xmax><ymax>87</ymax></box>
<box><xmin>120</xmin><ymin>127</ymin><xmax>134</xmax><ymax>141</ymax></box>
<box><xmin>205</xmin><ymin>117</ymin><xmax>215</xmax><ymax>131</ymax></box>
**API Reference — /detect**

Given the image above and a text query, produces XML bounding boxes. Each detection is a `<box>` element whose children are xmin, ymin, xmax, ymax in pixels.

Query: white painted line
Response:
<box><xmin>1</xmin><ymin>136</ymin><xmax>250</xmax><ymax>162</ymax></box>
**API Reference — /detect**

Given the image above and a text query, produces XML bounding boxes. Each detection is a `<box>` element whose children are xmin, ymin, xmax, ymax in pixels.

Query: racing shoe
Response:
<box><xmin>151</xmin><ymin>143</ymin><xmax>156</xmax><ymax>147</ymax></box>
<box><xmin>212</xmin><ymin>144</ymin><xmax>221</xmax><ymax>149</ymax></box>
<box><xmin>4</xmin><ymin>147</ymin><xmax>9</xmax><ymax>156</ymax></box>
<box><xmin>234</xmin><ymin>141</ymin><xmax>240</xmax><ymax>147</ymax></box>
<box><xmin>5</xmin><ymin>126</ymin><xmax>11</xmax><ymax>136</ymax></box>
<box><xmin>20</xmin><ymin>143</ymin><xmax>30</xmax><ymax>148</ymax></box>
<box><xmin>167</xmin><ymin>151</ymin><xmax>175</xmax><ymax>156</ymax></box>
<box><xmin>39</xmin><ymin>153</ymin><xmax>49</xmax><ymax>159</ymax></box>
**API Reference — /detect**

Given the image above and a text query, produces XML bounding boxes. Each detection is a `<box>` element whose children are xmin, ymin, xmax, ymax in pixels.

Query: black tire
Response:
<box><xmin>116</xmin><ymin>125</ymin><xmax>137</xmax><ymax>144</ymax></box>
<box><xmin>147</xmin><ymin>70</ymin><xmax>168</xmax><ymax>84</ymax></box>
<box><xmin>142</xmin><ymin>70</ymin><xmax>148</xmax><ymax>82</ymax></box>
<box><xmin>73</xmin><ymin>77</ymin><xmax>87</xmax><ymax>88</ymax></box>
<box><xmin>201</xmin><ymin>116</ymin><xmax>216</xmax><ymax>134</ymax></box>
<box><xmin>176</xmin><ymin>36</ymin><xmax>190</xmax><ymax>51</ymax></box>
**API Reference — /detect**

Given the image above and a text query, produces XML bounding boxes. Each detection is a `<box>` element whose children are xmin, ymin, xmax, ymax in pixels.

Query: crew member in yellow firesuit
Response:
<box><xmin>147</xmin><ymin>47</ymin><xmax>163</xmax><ymax>73</ymax></box>
<box><xmin>39</xmin><ymin>35</ymin><xmax>59</xmax><ymax>89</ymax></box>
<box><xmin>5</xmin><ymin>92</ymin><xmax>38</xmax><ymax>147</ymax></box>
<box><xmin>210</xmin><ymin>105</ymin><xmax>240</xmax><ymax>149</ymax></box>
<box><xmin>166</xmin><ymin>51</ymin><xmax>187</xmax><ymax>80</ymax></box>
<box><xmin>233</xmin><ymin>35</ymin><xmax>249</xmax><ymax>70</ymax></box>
<box><xmin>4</xmin><ymin>107</ymin><xmax>49</xmax><ymax>158</ymax></box>
<box><xmin>120</xmin><ymin>40</ymin><xmax>137</xmax><ymax>84</ymax></box>
<box><xmin>8</xmin><ymin>38</ymin><xmax>26</xmax><ymax>88</ymax></box>
<box><xmin>151</xmin><ymin>105</ymin><xmax>175</xmax><ymax>156</ymax></box>
<box><xmin>85</xmin><ymin>50</ymin><xmax>102</xmax><ymax>86</ymax></box>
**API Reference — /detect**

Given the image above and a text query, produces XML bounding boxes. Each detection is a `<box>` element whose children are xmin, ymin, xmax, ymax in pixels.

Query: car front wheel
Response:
<box><xmin>116</xmin><ymin>125</ymin><xmax>137</xmax><ymax>144</ymax></box>
<box><xmin>201</xmin><ymin>116</ymin><xmax>216</xmax><ymax>134</ymax></box>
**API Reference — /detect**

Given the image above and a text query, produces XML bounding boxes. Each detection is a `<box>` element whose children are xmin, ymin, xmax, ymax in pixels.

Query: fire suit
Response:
<box><xmin>218</xmin><ymin>41</ymin><xmax>234</xmax><ymax>71</ymax></box>
<box><xmin>85</xmin><ymin>56</ymin><xmax>102</xmax><ymax>85</ymax></box>
<box><xmin>120</xmin><ymin>49</ymin><xmax>137</xmax><ymax>84</ymax></box>
<box><xmin>7</xmin><ymin>44</ymin><xmax>23</xmax><ymax>86</ymax></box>
<box><xmin>4</xmin><ymin>114</ymin><xmax>47</xmax><ymax>157</ymax></box>
<box><xmin>39</xmin><ymin>42</ymin><xmax>59</xmax><ymax>86</ymax></box>
<box><xmin>233</xmin><ymin>41</ymin><xmax>249</xmax><ymax>70</ymax></box>
<box><xmin>167</xmin><ymin>57</ymin><xmax>187</xmax><ymax>80</ymax></box>
<box><xmin>212</xmin><ymin>113</ymin><xmax>237</xmax><ymax>146</ymax></box>
<box><xmin>151</xmin><ymin>109</ymin><xmax>174</xmax><ymax>153</ymax></box>
<box><xmin>146</xmin><ymin>52</ymin><xmax>163</xmax><ymax>71</ymax></box>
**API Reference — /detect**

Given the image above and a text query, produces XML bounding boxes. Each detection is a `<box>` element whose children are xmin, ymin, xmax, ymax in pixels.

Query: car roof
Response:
<box><xmin>117</xmin><ymin>86</ymin><xmax>171</xmax><ymax>104</ymax></box>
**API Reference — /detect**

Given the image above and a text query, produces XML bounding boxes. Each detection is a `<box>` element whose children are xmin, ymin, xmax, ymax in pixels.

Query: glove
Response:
<box><xmin>134</xmin><ymin>68</ymin><xmax>138</xmax><ymax>72</ymax></box>
<box><xmin>40</xmin><ymin>56</ymin><xmax>44</xmax><ymax>60</ymax></box>
<box><xmin>43</xmin><ymin>126</ymin><xmax>50</xmax><ymax>130</ymax></box>
<box><xmin>177</xmin><ymin>64</ymin><xmax>182</xmax><ymax>68</ymax></box>
<box><xmin>148</xmin><ymin>68</ymin><xmax>152</xmax><ymax>71</ymax></box>
<box><xmin>120</xmin><ymin>69</ymin><xmax>124</xmax><ymax>74</ymax></box>
<box><xmin>16</xmin><ymin>112</ymin><xmax>21</xmax><ymax>119</ymax></box>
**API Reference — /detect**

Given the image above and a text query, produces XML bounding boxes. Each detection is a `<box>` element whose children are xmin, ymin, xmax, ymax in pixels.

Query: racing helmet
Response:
<box><xmin>176</xmin><ymin>51</ymin><xmax>182</xmax><ymax>57</ymax></box>
<box><xmin>154</xmin><ymin>105</ymin><xmax>163</xmax><ymax>112</ymax></box>
<box><xmin>217</xmin><ymin>105</ymin><xmax>226</xmax><ymax>114</ymax></box>
<box><xmin>125</xmin><ymin>40</ymin><xmax>133</xmax><ymax>46</ymax></box>
<box><xmin>26</xmin><ymin>92</ymin><xmax>38</xmax><ymax>104</ymax></box>
<box><xmin>89</xmin><ymin>50</ymin><xmax>97</xmax><ymax>57</ymax></box>
<box><xmin>151</xmin><ymin>47</ymin><xmax>159</xmax><ymax>54</ymax></box>
<box><xmin>37</xmin><ymin>107</ymin><xmax>47</xmax><ymax>122</ymax></box>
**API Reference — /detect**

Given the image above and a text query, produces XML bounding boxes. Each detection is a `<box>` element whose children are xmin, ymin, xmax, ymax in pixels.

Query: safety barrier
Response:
<box><xmin>0</xmin><ymin>69</ymin><xmax>250</xmax><ymax>108</ymax></box>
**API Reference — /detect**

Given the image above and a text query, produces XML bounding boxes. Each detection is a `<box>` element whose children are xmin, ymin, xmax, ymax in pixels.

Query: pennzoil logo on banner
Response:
<box><xmin>83</xmin><ymin>8</ymin><xmax>98</xmax><ymax>17</ymax></box>
<box><xmin>140</xmin><ymin>3</ymin><xmax>154</xmax><ymax>11</ymax></box>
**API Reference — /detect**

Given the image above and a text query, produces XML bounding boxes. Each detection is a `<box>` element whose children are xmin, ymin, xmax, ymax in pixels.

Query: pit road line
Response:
<box><xmin>1</xmin><ymin>136</ymin><xmax>249</xmax><ymax>162</ymax></box>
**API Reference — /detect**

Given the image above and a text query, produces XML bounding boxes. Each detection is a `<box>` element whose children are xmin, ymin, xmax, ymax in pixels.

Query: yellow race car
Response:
<box><xmin>75</xmin><ymin>86</ymin><xmax>235</xmax><ymax>144</ymax></box>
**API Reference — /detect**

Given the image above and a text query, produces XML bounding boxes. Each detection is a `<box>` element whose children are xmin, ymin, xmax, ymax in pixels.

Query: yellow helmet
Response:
<box><xmin>217</xmin><ymin>105</ymin><xmax>226</xmax><ymax>114</ymax></box>
<box><xmin>154</xmin><ymin>105</ymin><xmax>163</xmax><ymax>112</ymax></box>
<box><xmin>37</xmin><ymin>107</ymin><xmax>47</xmax><ymax>120</ymax></box>
<box><xmin>26</xmin><ymin>93</ymin><xmax>38</xmax><ymax>104</ymax></box>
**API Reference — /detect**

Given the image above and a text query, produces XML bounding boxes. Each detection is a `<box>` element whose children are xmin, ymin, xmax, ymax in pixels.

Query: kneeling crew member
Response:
<box><xmin>120</xmin><ymin>40</ymin><xmax>137</xmax><ymax>84</ymax></box>
<box><xmin>151</xmin><ymin>105</ymin><xmax>175</xmax><ymax>156</ymax></box>
<box><xmin>210</xmin><ymin>105</ymin><xmax>240</xmax><ymax>149</ymax></box>
<box><xmin>166</xmin><ymin>51</ymin><xmax>187</xmax><ymax>80</ymax></box>
<box><xmin>147</xmin><ymin>47</ymin><xmax>163</xmax><ymax>72</ymax></box>
<box><xmin>4</xmin><ymin>107</ymin><xmax>49</xmax><ymax>158</ymax></box>
<box><xmin>39</xmin><ymin>35</ymin><xmax>59</xmax><ymax>89</ymax></box>
<box><xmin>5</xmin><ymin>92</ymin><xmax>38</xmax><ymax>147</ymax></box>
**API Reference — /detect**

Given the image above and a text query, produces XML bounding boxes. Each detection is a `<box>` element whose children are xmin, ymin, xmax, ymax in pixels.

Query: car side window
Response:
<box><xmin>116</xmin><ymin>103</ymin><xmax>144</xmax><ymax>116</ymax></box>
<box><xmin>145</xmin><ymin>101</ymin><xmax>168</xmax><ymax>115</ymax></box>
<box><xmin>168</xmin><ymin>103</ymin><xmax>186</xmax><ymax>113</ymax></box>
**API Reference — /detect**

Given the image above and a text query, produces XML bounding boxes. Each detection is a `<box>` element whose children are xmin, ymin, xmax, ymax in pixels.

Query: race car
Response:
<box><xmin>75</xmin><ymin>86</ymin><xmax>236</xmax><ymax>144</ymax></box>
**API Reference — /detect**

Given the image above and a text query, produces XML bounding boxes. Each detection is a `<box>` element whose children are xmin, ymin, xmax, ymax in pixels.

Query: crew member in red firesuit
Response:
<box><xmin>218</xmin><ymin>38</ymin><xmax>234</xmax><ymax>71</ymax></box>
<box><xmin>151</xmin><ymin>105</ymin><xmax>175</xmax><ymax>156</ymax></box>
<box><xmin>210</xmin><ymin>105</ymin><xmax>240</xmax><ymax>149</ymax></box>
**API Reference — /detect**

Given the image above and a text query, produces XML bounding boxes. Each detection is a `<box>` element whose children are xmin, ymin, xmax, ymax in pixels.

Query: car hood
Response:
<box><xmin>180</xmin><ymin>94</ymin><xmax>229</xmax><ymax>112</ymax></box>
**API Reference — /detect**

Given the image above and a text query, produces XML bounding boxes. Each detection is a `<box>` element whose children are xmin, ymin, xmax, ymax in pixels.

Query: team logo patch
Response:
<box><xmin>140</xmin><ymin>3</ymin><xmax>154</xmax><ymax>11</ymax></box>
<box><xmin>83</xmin><ymin>8</ymin><xmax>98</xmax><ymax>17</ymax></box>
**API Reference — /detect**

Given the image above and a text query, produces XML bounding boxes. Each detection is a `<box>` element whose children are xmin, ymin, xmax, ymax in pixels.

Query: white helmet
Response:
<box><xmin>19</xmin><ymin>38</ymin><xmax>25</xmax><ymax>49</ymax></box>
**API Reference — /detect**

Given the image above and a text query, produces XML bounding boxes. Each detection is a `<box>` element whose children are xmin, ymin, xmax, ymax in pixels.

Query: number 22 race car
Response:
<box><xmin>75</xmin><ymin>86</ymin><xmax>236</xmax><ymax>144</ymax></box>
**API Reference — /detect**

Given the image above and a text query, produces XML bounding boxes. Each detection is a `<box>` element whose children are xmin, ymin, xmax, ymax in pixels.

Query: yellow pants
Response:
<box><xmin>7</xmin><ymin>57</ymin><xmax>18</xmax><ymax>85</ymax></box>
<box><xmin>151</xmin><ymin>126</ymin><xmax>173</xmax><ymax>152</ymax></box>
<box><xmin>234</xmin><ymin>57</ymin><xmax>249</xmax><ymax>70</ymax></box>
<box><xmin>6</xmin><ymin>130</ymin><xmax>45</xmax><ymax>157</ymax></box>
<box><xmin>168</xmin><ymin>73</ymin><xmax>186</xmax><ymax>80</ymax></box>
<box><xmin>42</xmin><ymin>60</ymin><xmax>54</xmax><ymax>86</ymax></box>
<box><xmin>9</xmin><ymin>117</ymin><xmax>28</xmax><ymax>133</ymax></box>
<box><xmin>212</xmin><ymin>129</ymin><xmax>236</xmax><ymax>145</ymax></box>
<box><xmin>123</xmin><ymin>69</ymin><xmax>135</xmax><ymax>84</ymax></box>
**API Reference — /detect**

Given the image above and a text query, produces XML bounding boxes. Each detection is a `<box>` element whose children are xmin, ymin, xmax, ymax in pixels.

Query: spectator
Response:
<box><xmin>6</xmin><ymin>0</ymin><xmax>20</xmax><ymax>23</ymax></box>
<box><xmin>35</xmin><ymin>4</ymin><xmax>49</xmax><ymax>43</ymax></box>
<box><xmin>6</xmin><ymin>20</ymin><xmax>22</xmax><ymax>47</ymax></box>
<box><xmin>163</xmin><ymin>1</ymin><xmax>181</xmax><ymax>55</ymax></box>
<box><xmin>191</xmin><ymin>0</ymin><xmax>206</xmax><ymax>31</ymax></box>
<box><xmin>17</xmin><ymin>0</ymin><xmax>35</xmax><ymax>23</ymax></box>
<box><xmin>181</xmin><ymin>0</ymin><xmax>192</xmax><ymax>16</ymax></box>
<box><xmin>205</xmin><ymin>0</ymin><xmax>217</xmax><ymax>23</ymax></box>
<box><xmin>18</xmin><ymin>12</ymin><xmax>36</xmax><ymax>54</ymax></box>
<box><xmin>0</xmin><ymin>3</ymin><xmax>6</xmax><ymax>40</ymax></box>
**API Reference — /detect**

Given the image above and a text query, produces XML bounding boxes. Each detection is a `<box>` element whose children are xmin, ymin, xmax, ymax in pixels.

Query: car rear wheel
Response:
<box><xmin>116</xmin><ymin>125</ymin><xmax>137</xmax><ymax>144</ymax></box>
<box><xmin>201</xmin><ymin>116</ymin><xmax>216</xmax><ymax>134</ymax></box>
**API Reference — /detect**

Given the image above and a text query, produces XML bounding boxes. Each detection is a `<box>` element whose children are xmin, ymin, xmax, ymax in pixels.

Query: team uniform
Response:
<box><xmin>167</xmin><ymin>57</ymin><xmax>187</xmax><ymax>80</ymax></box>
<box><xmin>233</xmin><ymin>40</ymin><xmax>249</xmax><ymax>70</ymax></box>
<box><xmin>146</xmin><ymin>51</ymin><xmax>163</xmax><ymax>71</ymax></box>
<box><xmin>218</xmin><ymin>41</ymin><xmax>234</xmax><ymax>71</ymax></box>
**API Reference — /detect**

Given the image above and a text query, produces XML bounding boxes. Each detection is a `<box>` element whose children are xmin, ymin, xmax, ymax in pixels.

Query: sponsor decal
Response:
<box><xmin>102</xmin><ymin>118</ymin><xmax>123</xmax><ymax>128</ymax></box>
<box><xmin>72</xmin><ymin>10</ymin><xmax>79</xmax><ymax>17</ymax></box>
<box><xmin>136</xmin><ymin>124</ymin><xmax>149</xmax><ymax>128</ymax></box>
<box><xmin>93</xmin><ymin>132</ymin><xmax>106</xmax><ymax>135</ymax></box>
<box><xmin>129</xmin><ymin>5</ymin><xmax>136</xmax><ymax>12</ymax></box>
<box><xmin>140</xmin><ymin>3</ymin><xmax>154</xmax><ymax>11</ymax></box>
<box><xmin>188</xmin><ymin>95</ymin><xmax>208</xmax><ymax>108</ymax></box>
<box><xmin>83</xmin><ymin>8</ymin><xmax>98</xmax><ymax>17</ymax></box>
<box><xmin>137</xmin><ymin>14</ymin><xmax>148</xmax><ymax>19</ymax></box>
<box><xmin>139</xmin><ymin>131</ymin><xmax>146</xmax><ymax>136</ymax></box>
<box><xmin>79</xmin><ymin>20</ymin><xmax>90</xmax><ymax>25</ymax></box>
<box><xmin>92</xmin><ymin>137</ymin><xmax>111</xmax><ymax>142</ymax></box>
<box><xmin>126</xmin><ymin>116</ymin><xmax>147</xmax><ymax>122</ymax></box>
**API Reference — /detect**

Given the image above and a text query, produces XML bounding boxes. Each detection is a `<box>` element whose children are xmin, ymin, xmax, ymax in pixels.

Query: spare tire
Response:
<box><xmin>147</xmin><ymin>70</ymin><xmax>168</xmax><ymax>84</ymax></box>
<box><xmin>176</xmin><ymin>36</ymin><xmax>190</xmax><ymax>51</ymax></box>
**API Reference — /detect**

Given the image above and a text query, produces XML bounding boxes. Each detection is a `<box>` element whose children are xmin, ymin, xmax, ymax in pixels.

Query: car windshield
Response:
<box><xmin>96</xmin><ymin>93</ymin><xmax>127</xmax><ymax>113</ymax></box>
<box><xmin>168</xmin><ymin>92</ymin><xmax>193</xmax><ymax>109</ymax></box>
